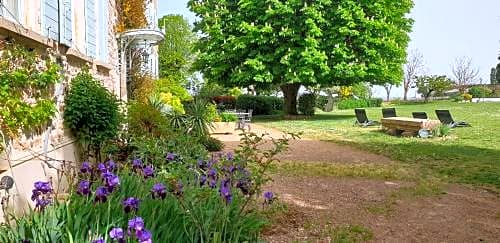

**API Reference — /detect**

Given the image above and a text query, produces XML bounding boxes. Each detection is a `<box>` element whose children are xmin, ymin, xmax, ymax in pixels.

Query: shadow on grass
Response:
<box><xmin>254</xmin><ymin>114</ymin><xmax>356</xmax><ymax>123</ymax></box>
<box><xmin>333</xmin><ymin>138</ymin><xmax>500</xmax><ymax>188</ymax></box>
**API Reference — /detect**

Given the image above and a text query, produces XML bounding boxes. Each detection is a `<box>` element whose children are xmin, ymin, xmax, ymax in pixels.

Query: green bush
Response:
<box><xmin>220</xmin><ymin>113</ymin><xmax>238</xmax><ymax>122</ymax></box>
<box><xmin>64</xmin><ymin>70</ymin><xmax>121</xmax><ymax>159</ymax></box>
<box><xmin>298</xmin><ymin>93</ymin><xmax>316</xmax><ymax>116</ymax></box>
<box><xmin>202</xmin><ymin>136</ymin><xmax>225</xmax><ymax>152</ymax></box>
<box><xmin>128</xmin><ymin>101</ymin><xmax>171</xmax><ymax>138</ymax></box>
<box><xmin>235</xmin><ymin>95</ymin><xmax>283</xmax><ymax>115</ymax></box>
<box><xmin>468</xmin><ymin>86</ymin><xmax>492</xmax><ymax>98</ymax></box>
<box><xmin>337</xmin><ymin>98</ymin><xmax>382</xmax><ymax>110</ymax></box>
<box><xmin>450</xmin><ymin>94</ymin><xmax>464</xmax><ymax>102</ymax></box>
<box><xmin>315</xmin><ymin>95</ymin><xmax>329</xmax><ymax>110</ymax></box>
<box><xmin>432</xmin><ymin>124</ymin><xmax>451</xmax><ymax>137</ymax></box>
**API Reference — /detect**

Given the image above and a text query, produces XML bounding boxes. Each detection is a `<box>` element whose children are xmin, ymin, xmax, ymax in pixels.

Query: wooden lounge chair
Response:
<box><xmin>435</xmin><ymin>110</ymin><xmax>471</xmax><ymax>128</ymax></box>
<box><xmin>354</xmin><ymin>109</ymin><xmax>379</xmax><ymax>127</ymax></box>
<box><xmin>412</xmin><ymin>112</ymin><xmax>428</xmax><ymax>119</ymax></box>
<box><xmin>382</xmin><ymin>108</ymin><xmax>397</xmax><ymax>118</ymax></box>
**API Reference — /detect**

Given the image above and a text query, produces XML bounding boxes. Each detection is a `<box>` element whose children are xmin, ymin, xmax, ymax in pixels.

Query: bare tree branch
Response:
<box><xmin>404</xmin><ymin>49</ymin><xmax>424</xmax><ymax>100</ymax></box>
<box><xmin>383</xmin><ymin>83</ymin><xmax>393</xmax><ymax>102</ymax></box>
<box><xmin>451</xmin><ymin>56</ymin><xmax>479</xmax><ymax>93</ymax></box>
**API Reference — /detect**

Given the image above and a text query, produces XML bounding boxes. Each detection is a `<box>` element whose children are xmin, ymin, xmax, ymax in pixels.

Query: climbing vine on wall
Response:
<box><xmin>0</xmin><ymin>41</ymin><xmax>61</xmax><ymax>152</ymax></box>
<box><xmin>116</xmin><ymin>0</ymin><xmax>150</xmax><ymax>32</ymax></box>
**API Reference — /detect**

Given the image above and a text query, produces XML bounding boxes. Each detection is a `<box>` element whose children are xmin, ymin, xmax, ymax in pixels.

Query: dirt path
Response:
<box><xmin>263</xmin><ymin>176</ymin><xmax>500</xmax><ymax>243</ymax></box>
<box><xmin>214</xmin><ymin>124</ymin><xmax>500</xmax><ymax>242</ymax></box>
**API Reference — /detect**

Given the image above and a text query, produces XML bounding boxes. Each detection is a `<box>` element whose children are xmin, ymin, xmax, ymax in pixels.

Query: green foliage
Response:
<box><xmin>201</xmin><ymin>136</ymin><xmax>224</xmax><ymax>152</ymax></box>
<box><xmin>0</xmin><ymin>41</ymin><xmax>60</xmax><ymax>151</ymax></box>
<box><xmin>468</xmin><ymin>86</ymin><xmax>492</xmax><ymax>98</ymax></box>
<box><xmin>337</xmin><ymin>98</ymin><xmax>382</xmax><ymax>110</ymax></box>
<box><xmin>432</xmin><ymin>124</ymin><xmax>451</xmax><ymax>137</ymax></box>
<box><xmin>351</xmin><ymin>83</ymin><xmax>371</xmax><ymax>99</ymax></box>
<box><xmin>228</xmin><ymin>87</ymin><xmax>243</xmax><ymax>97</ymax></box>
<box><xmin>450</xmin><ymin>94</ymin><xmax>464</xmax><ymax>102</ymax></box>
<box><xmin>158</xmin><ymin>14</ymin><xmax>197</xmax><ymax>84</ymax></box>
<box><xmin>490</xmin><ymin>67</ymin><xmax>497</xmax><ymax>84</ymax></box>
<box><xmin>315</xmin><ymin>95</ymin><xmax>329</xmax><ymax>111</ymax></box>
<box><xmin>236</xmin><ymin>95</ymin><xmax>283</xmax><ymax>115</ymax></box>
<box><xmin>416</xmin><ymin>75</ymin><xmax>454</xmax><ymax>102</ymax></box>
<box><xmin>197</xmin><ymin>82</ymin><xmax>228</xmax><ymax>100</ymax></box>
<box><xmin>205</xmin><ymin>102</ymin><xmax>218</xmax><ymax>122</ymax></box>
<box><xmin>220</xmin><ymin>113</ymin><xmax>238</xmax><ymax>122</ymax></box>
<box><xmin>298</xmin><ymin>93</ymin><xmax>317</xmax><ymax>116</ymax></box>
<box><xmin>188</xmin><ymin>0</ymin><xmax>414</xmax><ymax>114</ymax></box>
<box><xmin>496</xmin><ymin>63</ymin><xmax>500</xmax><ymax>84</ymax></box>
<box><xmin>63</xmin><ymin>70</ymin><xmax>121</xmax><ymax>157</ymax></box>
<box><xmin>184</xmin><ymin>99</ymin><xmax>216</xmax><ymax>138</ymax></box>
<box><xmin>127</xmin><ymin>101</ymin><xmax>171</xmax><ymax>138</ymax></box>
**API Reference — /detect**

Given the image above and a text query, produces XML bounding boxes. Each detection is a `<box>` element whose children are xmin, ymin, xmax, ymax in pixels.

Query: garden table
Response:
<box><xmin>381</xmin><ymin>117</ymin><xmax>441</xmax><ymax>136</ymax></box>
<box><xmin>227</xmin><ymin>112</ymin><xmax>251</xmax><ymax>130</ymax></box>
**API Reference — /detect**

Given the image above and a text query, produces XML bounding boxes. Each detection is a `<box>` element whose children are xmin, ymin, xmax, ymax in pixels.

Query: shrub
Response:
<box><xmin>315</xmin><ymin>95</ymin><xmax>329</xmax><ymax>110</ymax></box>
<box><xmin>128</xmin><ymin>101</ymin><xmax>171</xmax><ymax>138</ymax></box>
<box><xmin>220</xmin><ymin>113</ymin><xmax>238</xmax><ymax>122</ymax></box>
<box><xmin>468</xmin><ymin>86</ymin><xmax>492</xmax><ymax>98</ymax></box>
<box><xmin>212</xmin><ymin>96</ymin><xmax>237</xmax><ymax>110</ymax></box>
<box><xmin>235</xmin><ymin>95</ymin><xmax>283</xmax><ymax>115</ymax></box>
<box><xmin>450</xmin><ymin>94</ymin><xmax>464</xmax><ymax>102</ymax></box>
<box><xmin>298</xmin><ymin>93</ymin><xmax>316</xmax><ymax>116</ymax></box>
<box><xmin>463</xmin><ymin>93</ymin><xmax>473</xmax><ymax>102</ymax></box>
<box><xmin>432</xmin><ymin>124</ymin><xmax>451</xmax><ymax>137</ymax></box>
<box><xmin>184</xmin><ymin>99</ymin><xmax>215</xmax><ymax>138</ymax></box>
<box><xmin>64</xmin><ymin>70</ymin><xmax>121</xmax><ymax>159</ymax></box>
<box><xmin>337</xmin><ymin>98</ymin><xmax>382</xmax><ymax>110</ymax></box>
<box><xmin>202</xmin><ymin>136</ymin><xmax>224</xmax><ymax>152</ymax></box>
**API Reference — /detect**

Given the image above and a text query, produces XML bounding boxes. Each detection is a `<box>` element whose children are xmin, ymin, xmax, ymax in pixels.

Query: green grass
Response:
<box><xmin>256</xmin><ymin>101</ymin><xmax>500</xmax><ymax>189</ymax></box>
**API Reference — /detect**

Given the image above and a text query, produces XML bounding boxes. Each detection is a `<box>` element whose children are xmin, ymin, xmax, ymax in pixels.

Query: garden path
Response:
<box><xmin>214</xmin><ymin>124</ymin><xmax>500</xmax><ymax>242</ymax></box>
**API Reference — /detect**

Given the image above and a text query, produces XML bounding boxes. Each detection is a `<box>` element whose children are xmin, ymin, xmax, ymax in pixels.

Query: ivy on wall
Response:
<box><xmin>116</xmin><ymin>0</ymin><xmax>149</xmax><ymax>32</ymax></box>
<box><xmin>0</xmin><ymin>41</ymin><xmax>61</xmax><ymax>153</ymax></box>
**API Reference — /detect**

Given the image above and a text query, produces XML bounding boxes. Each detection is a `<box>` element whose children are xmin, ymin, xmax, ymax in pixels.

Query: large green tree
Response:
<box><xmin>415</xmin><ymin>75</ymin><xmax>453</xmax><ymax>102</ymax></box>
<box><xmin>188</xmin><ymin>0</ymin><xmax>414</xmax><ymax>114</ymax></box>
<box><xmin>158</xmin><ymin>14</ymin><xmax>197</xmax><ymax>85</ymax></box>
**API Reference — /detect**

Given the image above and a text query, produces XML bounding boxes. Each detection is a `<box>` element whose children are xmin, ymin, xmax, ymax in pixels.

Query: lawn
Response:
<box><xmin>255</xmin><ymin>101</ymin><xmax>500</xmax><ymax>189</ymax></box>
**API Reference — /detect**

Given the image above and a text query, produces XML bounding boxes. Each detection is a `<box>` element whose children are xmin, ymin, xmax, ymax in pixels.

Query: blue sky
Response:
<box><xmin>159</xmin><ymin>0</ymin><xmax>500</xmax><ymax>98</ymax></box>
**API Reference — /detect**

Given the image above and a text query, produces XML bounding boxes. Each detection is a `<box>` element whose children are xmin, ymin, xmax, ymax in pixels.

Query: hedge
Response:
<box><xmin>337</xmin><ymin>98</ymin><xmax>383</xmax><ymax>110</ymax></box>
<box><xmin>235</xmin><ymin>95</ymin><xmax>283</xmax><ymax>115</ymax></box>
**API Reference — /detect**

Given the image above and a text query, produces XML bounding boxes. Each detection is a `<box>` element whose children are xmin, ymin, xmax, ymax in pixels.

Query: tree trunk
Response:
<box><xmin>281</xmin><ymin>83</ymin><xmax>301</xmax><ymax>115</ymax></box>
<box><xmin>403</xmin><ymin>87</ymin><xmax>409</xmax><ymax>101</ymax></box>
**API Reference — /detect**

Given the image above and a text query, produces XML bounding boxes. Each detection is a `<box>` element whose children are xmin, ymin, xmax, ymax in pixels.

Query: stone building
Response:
<box><xmin>0</xmin><ymin>0</ymin><xmax>162</xmax><ymax>221</ymax></box>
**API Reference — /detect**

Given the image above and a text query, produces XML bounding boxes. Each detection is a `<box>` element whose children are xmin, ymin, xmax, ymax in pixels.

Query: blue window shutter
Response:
<box><xmin>43</xmin><ymin>0</ymin><xmax>59</xmax><ymax>40</ymax></box>
<box><xmin>98</xmin><ymin>0</ymin><xmax>108</xmax><ymax>62</ymax></box>
<box><xmin>85</xmin><ymin>0</ymin><xmax>97</xmax><ymax>58</ymax></box>
<box><xmin>61</xmin><ymin>0</ymin><xmax>72</xmax><ymax>45</ymax></box>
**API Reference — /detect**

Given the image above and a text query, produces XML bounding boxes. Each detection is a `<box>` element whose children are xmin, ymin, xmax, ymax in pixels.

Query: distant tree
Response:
<box><xmin>490</xmin><ymin>67</ymin><xmax>497</xmax><ymax>84</ymax></box>
<box><xmin>451</xmin><ymin>56</ymin><xmax>479</xmax><ymax>93</ymax></box>
<box><xmin>403</xmin><ymin>49</ymin><xmax>425</xmax><ymax>100</ymax></box>
<box><xmin>383</xmin><ymin>83</ymin><xmax>393</xmax><ymax>102</ymax></box>
<box><xmin>158</xmin><ymin>14</ymin><xmax>197</xmax><ymax>85</ymax></box>
<box><xmin>496</xmin><ymin>63</ymin><xmax>500</xmax><ymax>84</ymax></box>
<box><xmin>188</xmin><ymin>0</ymin><xmax>414</xmax><ymax>115</ymax></box>
<box><xmin>416</xmin><ymin>75</ymin><xmax>453</xmax><ymax>102</ymax></box>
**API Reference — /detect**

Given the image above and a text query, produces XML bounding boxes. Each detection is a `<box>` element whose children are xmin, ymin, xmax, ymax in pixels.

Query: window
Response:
<box><xmin>1</xmin><ymin>0</ymin><xmax>20</xmax><ymax>21</ymax></box>
<box><xmin>42</xmin><ymin>0</ymin><xmax>72</xmax><ymax>45</ymax></box>
<box><xmin>97</xmin><ymin>0</ymin><xmax>108</xmax><ymax>62</ymax></box>
<box><xmin>85</xmin><ymin>0</ymin><xmax>97</xmax><ymax>58</ymax></box>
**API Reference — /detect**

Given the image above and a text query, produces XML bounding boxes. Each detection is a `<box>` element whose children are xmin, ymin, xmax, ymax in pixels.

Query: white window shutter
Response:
<box><xmin>61</xmin><ymin>0</ymin><xmax>72</xmax><ymax>46</ymax></box>
<box><xmin>43</xmin><ymin>0</ymin><xmax>59</xmax><ymax>40</ymax></box>
<box><xmin>85</xmin><ymin>0</ymin><xmax>97</xmax><ymax>58</ymax></box>
<box><xmin>98</xmin><ymin>0</ymin><xmax>109</xmax><ymax>62</ymax></box>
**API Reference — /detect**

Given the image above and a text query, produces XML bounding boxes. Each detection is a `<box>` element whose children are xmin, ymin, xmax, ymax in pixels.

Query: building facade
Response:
<box><xmin>0</xmin><ymin>0</ymin><xmax>123</xmax><ymax>221</ymax></box>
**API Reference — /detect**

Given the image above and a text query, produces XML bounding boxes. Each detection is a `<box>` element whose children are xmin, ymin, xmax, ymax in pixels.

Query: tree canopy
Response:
<box><xmin>188</xmin><ymin>0</ymin><xmax>414</xmax><ymax>114</ymax></box>
<box><xmin>158</xmin><ymin>14</ymin><xmax>197</xmax><ymax>85</ymax></box>
<box><xmin>415</xmin><ymin>75</ymin><xmax>453</xmax><ymax>102</ymax></box>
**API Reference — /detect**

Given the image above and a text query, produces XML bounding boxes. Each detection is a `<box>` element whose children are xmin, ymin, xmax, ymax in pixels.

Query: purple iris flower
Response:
<box><xmin>166</xmin><ymin>152</ymin><xmax>176</xmax><ymax>161</ymax></box>
<box><xmin>77</xmin><ymin>180</ymin><xmax>91</xmax><ymax>196</ymax></box>
<box><xmin>92</xmin><ymin>237</ymin><xmax>104</xmax><ymax>243</ymax></box>
<box><xmin>199</xmin><ymin>175</ymin><xmax>207</xmax><ymax>186</ymax></box>
<box><xmin>102</xmin><ymin>172</ymin><xmax>120</xmax><ymax>192</ymax></box>
<box><xmin>35</xmin><ymin>197</ymin><xmax>51</xmax><ymax>209</ymax></box>
<box><xmin>34</xmin><ymin>181</ymin><xmax>52</xmax><ymax>194</ymax></box>
<box><xmin>264</xmin><ymin>191</ymin><xmax>274</xmax><ymax>203</ymax></box>
<box><xmin>122</xmin><ymin>197</ymin><xmax>140</xmax><ymax>213</ymax></box>
<box><xmin>95</xmin><ymin>186</ymin><xmax>109</xmax><ymax>203</ymax></box>
<box><xmin>208</xmin><ymin>178</ymin><xmax>217</xmax><ymax>188</ymax></box>
<box><xmin>142</xmin><ymin>165</ymin><xmax>154</xmax><ymax>179</ymax></box>
<box><xmin>197</xmin><ymin>159</ymin><xmax>205</xmax><ymax>169</ymax></box>
<box><xmin>132</xmin><ymin>158</ymin><xmax>143</xmax><ymax>169</ymax></box>
<box><xmin>208</xmin><ymin>168</ymin><xmax>217</xmax><ymax>178</ymax></box>
<box><xmin>226</xmin><ymin>152</ymin><xmax>234</xmax><ymax>161</ymax></box>
<box><xmin>80</xmin><ymin>161</ymin><xmax>92</xmax><ymax>174</ymax></box>
<box><xmin>151</xmin><ymin>183</ymin><xmax>167</xmax><ymax>199</ymax></box>
<box><xmin>109</xmin><ymin>227</ymin><xmax>124</xmax><ymax>241</ymax></box>
<box><xmin>97</xmin><ymin>163</ymin><xmax>107</xmax><ymax>173</ymax></box>
<box><xmin>219</xmin><ymin>179</ymin><xmax>232</xmax><ymax>204</ymax></box>
<box><xmin>136</xmin><ymin>229</ymin><xmax>152</xmax><ymax>243</ymax></box>
<box><xmin>106</xmin><ymin>159</ymin><xmax>117</xmax><ymax>171</ymax></box>
<box><xmin>236</xmin><ymin>179</ymin><xmax>251</xmax><ymax>195</ymax></box>
<box><xmin>128</xmin><ymin>217</ymin><xmax>144</xmax><ymax>232</ymax></box>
